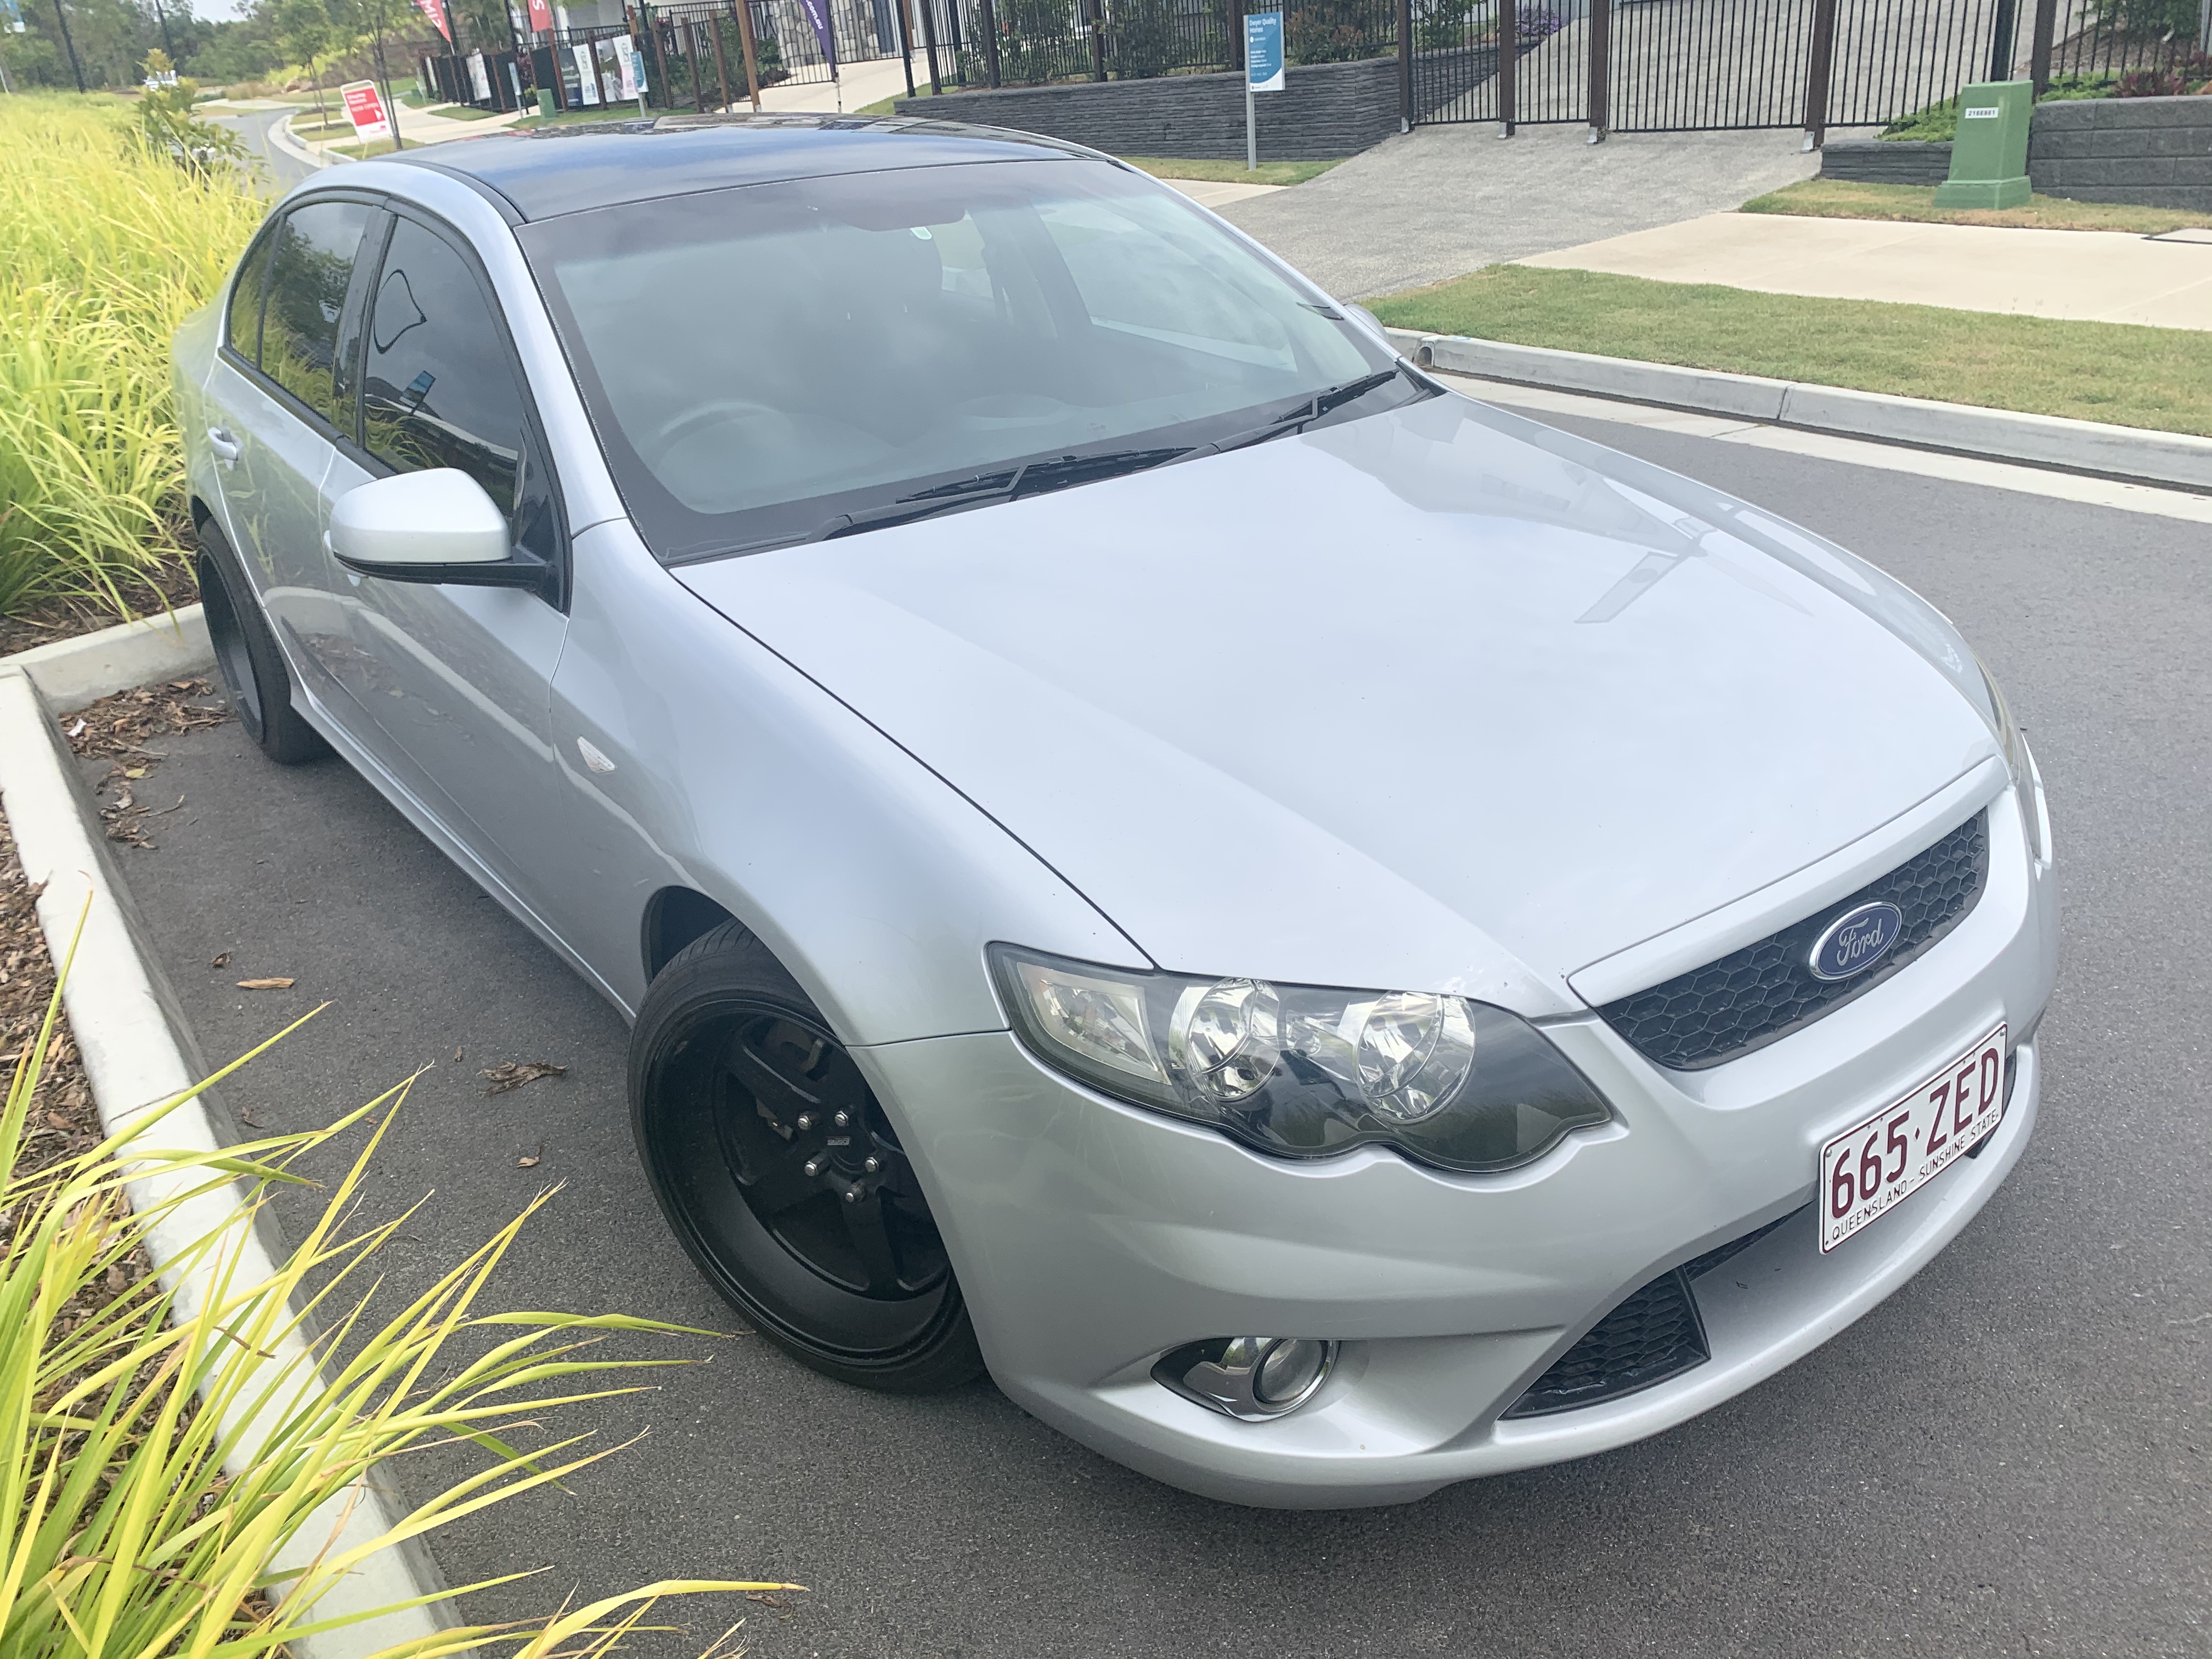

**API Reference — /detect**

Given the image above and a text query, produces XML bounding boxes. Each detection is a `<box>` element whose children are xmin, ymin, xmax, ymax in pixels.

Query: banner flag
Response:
<box><xmin>797</xmin><ymin>0</ymin><xmax>837</xmax><ymax>73</ymax></box>
<box><xmin>414</xmin><ymin>0</ymin><xmax>452</xmax><ymax>40</ymax></box>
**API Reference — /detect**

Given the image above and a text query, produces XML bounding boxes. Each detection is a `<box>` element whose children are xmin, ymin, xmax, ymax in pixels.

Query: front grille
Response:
<box><xmin>1502</xmin><ymin>1210</ymin><xmax>1805</xmax><ymax>1419</ymax></box>
<box><xmin>1599</xmin><ymin>811</ymin><xmax>1989</xmax><ymax>1071</ymax></box>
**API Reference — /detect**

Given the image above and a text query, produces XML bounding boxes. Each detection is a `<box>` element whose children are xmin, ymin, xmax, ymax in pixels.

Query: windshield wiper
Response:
<box><xmin>1210</xmin><ymin>369</ymin><xmax>1411</xmax><ymax>455</ymax></box>
<box><xmin>823</xmin><ymin>447</ymin><xmax>1195</xmax><ymax>540</ymax></box>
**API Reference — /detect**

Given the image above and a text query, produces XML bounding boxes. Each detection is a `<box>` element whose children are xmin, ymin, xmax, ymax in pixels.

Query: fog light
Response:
<box><xmin>1153</xmin><ymin>1335</ymin><xmax>1337</xmax><ymax>1421</ymax></box>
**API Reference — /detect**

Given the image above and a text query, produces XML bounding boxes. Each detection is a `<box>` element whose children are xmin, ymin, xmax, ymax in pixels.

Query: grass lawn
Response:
<box><xmin>1123</xmin><ymin>155</ymin><xmax>1340</xmax><ymax>185</ymax></box>
<box><xmin>509</xmin><ymin>104</ymin><xmax>652</xmax><ymax>129</ymax></box>
<box><xmin>1367</xmin><ymin>265</ymin><xmax>2212</xmax><ymax>437</ymax></box>
<box><xmin>1744</xmin><ymin>177</ymin><xmax>2212</xmax><ymax>234</ymax></box>
<box><xmin>287</xmin><ymin>117</ymin><xmax>354</xmax><ymax>139</ymax></box>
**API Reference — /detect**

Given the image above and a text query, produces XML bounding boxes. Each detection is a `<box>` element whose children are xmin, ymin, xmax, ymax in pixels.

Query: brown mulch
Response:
<box><xmin>0</xmin><ymin>817</ymin><xmax>100</xmax><ymax>1191</ymax></box>
<box><xmin>0</xmin><ymin>561</ymin><xmax>201</xmax><ymax>661</ymax></box>
<box><xmin>61</xmin><ymin>677</ymin><xmax>233</xmax><ymax>851</ymax></box>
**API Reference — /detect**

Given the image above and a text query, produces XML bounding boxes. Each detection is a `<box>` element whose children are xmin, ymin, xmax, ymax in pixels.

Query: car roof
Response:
<box><xmin>382</xmin><ymin>114</ymin><xmax>1108</xmax><ymax>222</ymax></box>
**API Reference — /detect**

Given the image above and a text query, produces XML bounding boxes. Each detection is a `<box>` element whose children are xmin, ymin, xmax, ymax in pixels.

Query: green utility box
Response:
<box><xmin>1935</xmin><ymin>79</ymin><xmax>2033</xmax><ymax>209</ymax></box>
<box><xmin>535</xmin><ymin>87</ymin><xmax>556</xmax><ymax>118</ymax></box>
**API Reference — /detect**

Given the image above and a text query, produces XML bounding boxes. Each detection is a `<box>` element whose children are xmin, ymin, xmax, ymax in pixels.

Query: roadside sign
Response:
<box><xmin>466</xmin><ymin>49</ymin><xmax>492</xmax><ymax>102</ymax></box>
<box><xmin>614</xmin><ymin>38</ymin><xmax>644</xmax><ymax>101</ymax></box>
<box><xmin>1245</xmin><ymin>10</ymin><xmax>1284</xmax><ymax>92</ymax></box>
<box><xmin>571</xmin><ymin>42</ymin><xmax>600</xmax><ymax>103</ymax></box>
<box><xmin>524</xmin><ymin>0</ymin><xmax>553</xmax><ymax>29</ymax></box>
<box><xmin>340</xmin><ymin>80</ymin><xmax>392</xmax><ymax>143</ymax></box>
<box><xmin>1243</xmin><ymin>9</ymin><xmax>1283</xmax><ymax>172</ymax></box>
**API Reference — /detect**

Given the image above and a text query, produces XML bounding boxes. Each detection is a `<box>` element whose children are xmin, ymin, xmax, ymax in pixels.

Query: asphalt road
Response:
<box><xmin>98</xmin><ymin>414</ymin><xmax>2208</xmax><ymax>1658</ymax></box>
<box><xmin>215</xmin><ymin>106</ymin><xmax>320</xmax><ymax>195</ymax></box>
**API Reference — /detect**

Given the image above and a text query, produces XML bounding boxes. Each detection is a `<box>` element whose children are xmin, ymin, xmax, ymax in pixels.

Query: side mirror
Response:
<box><xmin>328</xmin><ymin>468</ymin><xmax>551</xmax><ymax>593</ymax></box>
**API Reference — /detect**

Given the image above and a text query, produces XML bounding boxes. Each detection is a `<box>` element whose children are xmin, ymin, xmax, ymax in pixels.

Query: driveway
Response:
<box><xmin>1218</xmin><ymin>123</ymin><xmax>1821</xmax><ymax>298</ymax></box>
<box><xmin>97</xmin><ymin>410</ymin><xmax>2209</xmax><ymax>1657</ymax></box>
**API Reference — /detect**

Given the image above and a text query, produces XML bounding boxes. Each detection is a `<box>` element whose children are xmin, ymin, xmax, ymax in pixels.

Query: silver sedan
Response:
<box><xmin>172</xmin><ymin>116</ymin><xmax>2057</xmax><ymax>1508</ymax></box>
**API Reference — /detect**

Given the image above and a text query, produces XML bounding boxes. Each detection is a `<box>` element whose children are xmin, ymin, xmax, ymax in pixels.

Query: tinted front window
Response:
<box><xmin>224</xmin><ymin>226</ymin><xmax>275</xmax><ymax>365</ymax></box>
<box><xmin>518</xmin><ymin>159</ymin><xmax>1396</xmax><ymax>561</ymax></box>
<box><xmin>261</xmin><ymin>200</ymin><xmax>373</xmax><ymax>426</ymax></box>
<box><xmin>363</xmin><ymin>218</ymin><xmax>530</xmax><ymax>517</ymax></box>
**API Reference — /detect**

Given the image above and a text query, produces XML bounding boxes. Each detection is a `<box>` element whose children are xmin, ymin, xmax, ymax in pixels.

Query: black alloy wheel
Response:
<box><xmin>195</xmin><ymin>521</ymin><xmax>329</xmax><ymax>764</ymax></box>
<box><xmin>629</xmin><ymin>922</ymin><xmax>984</xmax><ymax>1391</ymax></box>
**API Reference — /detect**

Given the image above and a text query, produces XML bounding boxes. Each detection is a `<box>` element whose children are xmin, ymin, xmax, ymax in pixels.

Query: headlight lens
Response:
<box><xmin>991</xmin><ymin>945</ymin><xmax>1612</xmax><ymax>1174</ymax></box>
<box><xmin>1977</xmin><ymin>657</ymin><xmax>2046</xmax><ymax>865</ymax></box>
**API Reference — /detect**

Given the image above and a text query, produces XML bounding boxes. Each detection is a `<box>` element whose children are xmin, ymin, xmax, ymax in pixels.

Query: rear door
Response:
<box><xmin>204</xmin><ymin>195</ymin><xmax>382</xmax><ymax>718</ymax></box>
<box><xmin>324</xmin><ymin>208</ymin><xmax>573</xmax><ymax>920</ymax></box>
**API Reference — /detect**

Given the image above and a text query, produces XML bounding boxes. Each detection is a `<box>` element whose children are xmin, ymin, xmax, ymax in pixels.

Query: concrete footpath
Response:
<box><xmin>1519</xmin><ymin>211</ymin><xmax>2212</xmax><ymax>329</ymax></box>
<box><xmin>1216</xmin><ymin>123</ymin><xmax>1819</xmax><ymax>300</ymax></box>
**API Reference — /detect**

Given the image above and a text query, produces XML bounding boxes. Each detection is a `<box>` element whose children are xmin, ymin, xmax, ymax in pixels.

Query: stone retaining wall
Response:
<box><xmin>893</xmin><ymin>58</ymin><xmax>1402</xmax><ymax>162</ymax></box>
<box><xmin>2030</xmin><ymin>95</ymin><xmax>2212</xmax><ymax>212</ymax></box>
<box><xmin>1819</xmin><ymin>138</ymin><xmax>1951</xmax><ymax>185</ymax></box>
<box><xmin>1821</xmin><ymin>96</ymin><xmax>2212</xmax><ymax>210</ymax></box>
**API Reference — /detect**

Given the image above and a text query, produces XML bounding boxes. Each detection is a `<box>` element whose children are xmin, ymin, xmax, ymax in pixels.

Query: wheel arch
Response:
<box><xmin>641</xmin><ymin>885</ymin><xmax>738</xmax><ymax>985</ymax></box>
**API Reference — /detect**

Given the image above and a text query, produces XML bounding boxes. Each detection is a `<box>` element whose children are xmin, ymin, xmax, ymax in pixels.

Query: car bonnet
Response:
<box><xmin>672</xmin><ymin>392</ymin><xmax>1998</xmax><ymax>1008</ymax></box>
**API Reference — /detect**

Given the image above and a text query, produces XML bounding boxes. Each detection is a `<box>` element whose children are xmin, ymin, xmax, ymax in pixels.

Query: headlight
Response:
<box><xmin>1977</xmin><ymin>657</ymin><xmax>2047</xmax><ymax>865</ymax></box>
<box><xmin>990</xmin><ymin>945</ymin><xmax>1612</xmax><ymax>1175</ymax></box>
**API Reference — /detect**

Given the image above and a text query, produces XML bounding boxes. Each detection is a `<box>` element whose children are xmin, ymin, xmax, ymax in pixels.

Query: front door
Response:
<box><xmin>328</xmin><ymin>210</ymin><xmax>573</xmax><ymax>926</ymax></box>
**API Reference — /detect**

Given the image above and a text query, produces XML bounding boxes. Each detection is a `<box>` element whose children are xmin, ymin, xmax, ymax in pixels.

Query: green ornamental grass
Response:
<box><xmin>0</xmin><ymin>94</ymin><xmax>263</xmax><ymax>620</ymax></box>
<box><xmin>3</xmin><ymin>917</ymin><xmax>794</xmax><ymax>1657</ymax></box>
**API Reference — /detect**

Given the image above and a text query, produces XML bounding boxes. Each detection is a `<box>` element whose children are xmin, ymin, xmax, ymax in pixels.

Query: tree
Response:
<box><xmin>329</xmin><ymin>0</ymin><xmax>408</xmax><ymax>148</ymax></box>
<box><xmin>270</xmin><ymin>0</ymin><xmax>333</xmax><ymax>125</ymax></box>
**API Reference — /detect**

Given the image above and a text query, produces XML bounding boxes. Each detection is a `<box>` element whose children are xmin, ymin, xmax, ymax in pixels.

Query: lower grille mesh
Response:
<box><xmin>1503</xmin><ymin>1269</ymin><xmax>1708</xmax><ymax>1418</ymax></box>
<box><xmin>1503</xmin><ymin>1210</ymin><xmax>1805</xmax><ymax>1419</ymax></box>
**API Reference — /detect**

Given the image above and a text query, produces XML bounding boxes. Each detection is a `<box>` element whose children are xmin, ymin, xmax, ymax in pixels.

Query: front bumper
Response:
<box><xmin>856</xmin><ymin>785</ymin><xmax>2058</xmax><ymax>1508</ymax></box>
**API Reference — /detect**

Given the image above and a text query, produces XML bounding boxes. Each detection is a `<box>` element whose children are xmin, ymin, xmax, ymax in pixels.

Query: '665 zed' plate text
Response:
<box><xmin>1820</xmin><ymin>1022</ymin><xmax>2007</xmax><ymax>1252</ymax></box>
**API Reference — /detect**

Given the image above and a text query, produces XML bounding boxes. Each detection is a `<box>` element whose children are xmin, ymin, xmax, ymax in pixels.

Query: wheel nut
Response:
<box><xmin>804</xmin><ymin>1155</ymin><xmax>826</xmax><ymax>1177</ymax></box>
<box><xmin>864</xmin><ymin>1156</ymin><xmax>880</xmax><ymax>1173</ymax></box>
<box><xmin>843</xmin><ymin>1186</ymin><xmax>861</xmax><ymax>1203</ymax></box>
<box><xmin>797</xmin><ymin>1113</ymin><xmax>813</xmax><ymax>1131</ymax></box>
<box><xmin>833</xmin><ymin>1110</ymin><xmax>850</xmax><ymax>1128</ymax></box>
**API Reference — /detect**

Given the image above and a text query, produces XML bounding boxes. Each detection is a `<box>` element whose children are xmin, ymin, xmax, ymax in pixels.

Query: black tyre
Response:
<box><xmin>629</xmin><ymin>921</ymin><xmax>984</xmax><ymax>1392</ymax></box>
<box><xmin>196</xmin><ymin>520</ymin><xmax>329</xmax><ymax>765</ymax></box>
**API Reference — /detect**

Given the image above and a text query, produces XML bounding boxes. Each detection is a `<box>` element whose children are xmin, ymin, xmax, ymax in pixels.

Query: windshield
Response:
<box><xmin>517</xmin><ymin>156</ymin><xmax>1403</xmax><ymax>561</ymax></box>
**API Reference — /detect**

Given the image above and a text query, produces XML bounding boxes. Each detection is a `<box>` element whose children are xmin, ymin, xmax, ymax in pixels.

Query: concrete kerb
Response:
<box><xmin>0</xmin><ymin>631</ymin><xmax>458</xmax><ymax>1658</ymax></box>
<box><xmin>1389</xmin><ymin>330</ymin><xmax>2212</xmax><ymax>494</ymax></box>
<box><xmin>266</xmin><ymin>109</ymin><xmax>336</xmax><ymax>170</ymax></box>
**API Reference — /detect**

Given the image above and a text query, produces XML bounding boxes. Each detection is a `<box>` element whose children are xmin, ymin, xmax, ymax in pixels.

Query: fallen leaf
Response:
<box><xmin>482</xmin><ymin>1059</ymin><xmax>567</xmax><ymax>1096</ymax></box>
<box><xmin>517</xmin><ymin>1141</ymin><xmax>545</xmax><ymax>1169</ymax></box>
<box><xmin>211</xmin><ymin>951</ymin><xmax>230</xmax><ymax>968</ymax></box>
<box><xmin>236</xmin><ymin>977</ymin><xmax>295</xmax><ymax>990</ymax></box>
<box><xmin>453</xmin><ymin>1045</ymin><xmax>463</xmax><ymax>1062</ymax></box>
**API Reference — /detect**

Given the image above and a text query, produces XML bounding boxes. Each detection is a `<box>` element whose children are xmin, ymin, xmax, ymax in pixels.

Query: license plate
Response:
<box><xmin>1819</xmin><ymin>1022</ymin><xmax>2007</xmax><ymax>1252</ymax></box>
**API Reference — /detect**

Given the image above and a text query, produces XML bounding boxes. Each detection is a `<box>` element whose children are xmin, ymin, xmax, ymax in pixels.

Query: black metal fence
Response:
<box><xmin>416</xmin><ymin>0</ymin><xmax>2212</xmax><ymax>136</ymax></box>
<box><xmin>1411</xmin><ymin>0</ymin><xmax>2212</xmax><ymax>137</ymax></box>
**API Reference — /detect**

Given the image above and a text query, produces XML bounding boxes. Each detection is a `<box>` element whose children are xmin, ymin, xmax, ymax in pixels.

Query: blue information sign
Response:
<box><xmin>1245</xmin><ymin>9</ymin><xmax>1284</xmax><ymax>92</ymax></box>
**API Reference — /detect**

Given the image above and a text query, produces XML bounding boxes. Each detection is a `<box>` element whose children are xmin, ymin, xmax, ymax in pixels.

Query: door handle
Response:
<box><xmin>206</xmin><ymin>426</ymin><xmax>241</xmax><ymax>467</ymax></box>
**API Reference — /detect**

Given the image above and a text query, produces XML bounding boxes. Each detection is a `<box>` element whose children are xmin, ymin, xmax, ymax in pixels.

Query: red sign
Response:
<box><xmin>413</xmin><ymin>0</ymin><xmax>452</xmax><ymax>40</ymax></box>
<box><xmin>339</xmin><ymin>79</ymin><xmax>392</xmax><ymax>141</ymax></box>
<box><xmin>524</xmin><ymin>0</ymin><xmax>554</xmax><ymax>31</ymax></box>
